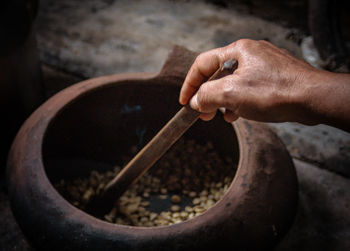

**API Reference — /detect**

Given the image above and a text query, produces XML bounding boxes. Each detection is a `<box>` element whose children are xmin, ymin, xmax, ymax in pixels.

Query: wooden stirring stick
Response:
<box><xmin>86</xmin><ymin>59</ymin><xmax>237</xmax><ymax>217</ymax></box>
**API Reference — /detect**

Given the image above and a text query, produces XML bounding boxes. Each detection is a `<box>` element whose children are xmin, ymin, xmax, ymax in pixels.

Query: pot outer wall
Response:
<box><xmin>7</xmin><ymin>46</ymin><xmax>298</xmax><ymax>251</ymax></box>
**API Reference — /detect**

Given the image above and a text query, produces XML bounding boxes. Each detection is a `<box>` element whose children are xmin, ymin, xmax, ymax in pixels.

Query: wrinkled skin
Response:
<box><xmin>179</xmin><ymin>39</ymin><xmax>350</xmax><ymax>132</ymax></box>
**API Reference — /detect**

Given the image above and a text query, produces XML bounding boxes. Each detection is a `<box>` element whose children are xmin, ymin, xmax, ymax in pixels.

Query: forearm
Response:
<box><xmin>301</xmin><ymin>70</ymin><xmax>350</xmax><ymax>132</ymax></box>
<box><xmin>180</xmin><ymin>39</ymin><xmax>350</xmax><ymax>132</ymax></box>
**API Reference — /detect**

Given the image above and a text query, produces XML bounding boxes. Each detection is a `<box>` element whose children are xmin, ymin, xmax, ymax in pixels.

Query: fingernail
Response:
<box><xmin>189</xmin><ymin>94</ymin><xmax>198</xmax><ymax>110</ymax></box>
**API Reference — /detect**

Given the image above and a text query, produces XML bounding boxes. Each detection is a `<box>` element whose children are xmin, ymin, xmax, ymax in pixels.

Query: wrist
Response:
<box><xmin>300</xmin><ymin>69</ymin><xmax>350</xmax><ymax>131</ymax></box>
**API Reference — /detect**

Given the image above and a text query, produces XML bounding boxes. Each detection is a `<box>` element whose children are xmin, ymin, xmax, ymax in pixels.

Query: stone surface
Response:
<box><xmin>36</xmin><ymin>0</ymin><xmax>301</xmax><ymax>78</ymax></box>
<box><xmin>268</xmin><ymin>123</ymin><xmax>350</xmax><ymax>178</ymax></box>
<box><xmin>275</xmin><ymin>159</ymin><xmax>350</xmax><ymax>251</ymax></box>
<box><xmin>1</xmin><ymin>0</ymin><xmax>349</xmax><ymax>250</ymax></box>
<box><xmin>41</xmin><ymin>64</ymin><xmax>83</xmax><ymax>98</ymax></box>
<box><xmin>35</xmin><ymin>0</ymin><xmax>350</xmax><ymax>175</ymax></box>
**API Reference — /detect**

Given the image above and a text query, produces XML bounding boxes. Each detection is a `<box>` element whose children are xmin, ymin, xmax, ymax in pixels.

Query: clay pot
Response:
<box><xmin>7</xmin><ymin>46</ymin><xmax>298</xmax><ymax>251</ymax></box>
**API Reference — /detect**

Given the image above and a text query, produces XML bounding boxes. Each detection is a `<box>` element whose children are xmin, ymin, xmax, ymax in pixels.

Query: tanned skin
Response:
<box><xmin>179</xmin><ymin>39</ymin><xmax>350</xmax><ymax>132</ymax></box>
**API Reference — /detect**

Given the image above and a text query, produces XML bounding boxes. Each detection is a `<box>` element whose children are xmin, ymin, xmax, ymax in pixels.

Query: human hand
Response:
<box><xmin>179</xmin><ymin>39</ymin><xmax>323</xmax><ymax>125</ymax></box>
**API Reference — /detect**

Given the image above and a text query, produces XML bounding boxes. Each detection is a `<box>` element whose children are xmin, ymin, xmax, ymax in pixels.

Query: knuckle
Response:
<box><xmin>280</xmin><ymin>48</ymin><xmax>291</xmax><ymax>55</ymax></box>
<box><xmin>220</xmin><ymin>79</ymin><xmax>236</xmax><ymax>106</ymax></box>
<box><xmin>193</xmin><ymin>53</ymin><xmax>208</xmax><ymax>72</ymax></box>
<box><xmin>215</xmin><ymin>47</ymin><xmax>226</xmax><ymax>61</ymax></box>
<box><xmin>258</xmin><ymin>39</ymin><xmax>271</xmax><ymax>45</ymax></box>
<box><xmin>221</xmin><ymin>89</ymin><xmax>232</xmax><ymax>107</ymax></box>
<box><xmin>195</xmin><ymin>53</ymin><xmax>206</xmax><ymax>64</ymax></box>
<box><xmin>196</xmin><ymin>86</ymin><xmax>210</xmax><ymax>112</ymax></box>
<box><xmin>223</xmin><ymin>111</ymin><xmax>237</xmax><ymax>123</ymax></box>
<box><xmin>195</xmin><ymin>48</ymin><xmax>218</xmax><ymax>64</ymax></box>
<box><xmin>235</xmin><ymin>38</ymin><xmax>254</xmax><ymax>50</ymax></box>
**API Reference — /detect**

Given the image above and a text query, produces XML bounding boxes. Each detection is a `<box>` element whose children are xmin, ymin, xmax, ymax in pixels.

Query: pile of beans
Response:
<box><xmin>55</xmin><ymin>138</ymin><xmax>236</xmax><ymax>227</ymax></box>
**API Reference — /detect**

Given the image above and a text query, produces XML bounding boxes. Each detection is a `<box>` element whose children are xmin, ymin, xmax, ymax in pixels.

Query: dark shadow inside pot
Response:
<box><xmin>41</xmin><ymin>81</ymin><xmax>239</xmax><ymax>219</ymax></box>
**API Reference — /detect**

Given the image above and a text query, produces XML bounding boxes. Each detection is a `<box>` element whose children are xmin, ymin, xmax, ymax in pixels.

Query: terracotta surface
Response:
<box><xmin>7</xmin><ymin>46</ymin><xmax>298</xmax><ymax>250</ymax></box>
<box><xmin>34</xmin><ymin>0</ymin><xmax>350</xmax><ymax>176</ymax></box>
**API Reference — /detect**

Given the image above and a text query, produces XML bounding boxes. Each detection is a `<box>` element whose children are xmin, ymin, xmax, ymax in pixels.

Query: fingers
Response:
<box><xmin>179</xmin><ymin>39</ymin><xmax>260</xmax><ymax>123</ymax></box>
<box><xmin>189</xmin><ymin>75</ymin><xmax>239</xmax><ymax>114</ymax></box>
<box><xmin>200</xmin><ymin>112</ymin><xmax>217</xmax><ymax>121</ymax></box>
<box><xmin>223</xmin><ymin>109</ymin><xmax>239</xmax><ymax>123</ymax></box>
<box><xmin>199</xmin><ymin>109</ymin><xmax>238</xmax><ymax>123</ymax></box>
<box><xmin>189</xmin><ymin>79</ymin><xmax>223</xmax><ymax>113</ymax></box>
<box><xmin>180</xmin><ymin>49</ymin><xmax>222</xmax><ymax>105</ymax></box>
<box><xmin>199</xmin><ymin>110</ymin><xmax>238</xmax><ymax>123</ymax></box>
<box><xmin>179</xmin><ymin>43</ymin><xmax>241</xmax><ymax>105</ymax></box>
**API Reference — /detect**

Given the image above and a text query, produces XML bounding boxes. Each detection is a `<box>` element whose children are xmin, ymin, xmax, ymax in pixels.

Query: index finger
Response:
<box><xmin>179</xmin><ymin>49</ymin><xmax>222</xmax><ymax>105</ymax></box>
<box><xmin>179</xmin><ymin>44</ymin><xmax>239</xmax><ymax>105</ymax></box>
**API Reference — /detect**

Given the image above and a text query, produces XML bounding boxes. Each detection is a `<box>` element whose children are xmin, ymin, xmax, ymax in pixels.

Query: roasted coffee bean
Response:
<box><xmin>55</xmin><ymin>139</ymin><xmax>236</xmax><ymax>226</ymax></box>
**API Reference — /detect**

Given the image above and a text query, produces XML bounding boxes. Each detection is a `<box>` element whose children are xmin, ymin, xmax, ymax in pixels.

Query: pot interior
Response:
<box><xmin>42</xmin><ymin>80</ymin><xmax>239</xmax><ymax>220</ymax></box>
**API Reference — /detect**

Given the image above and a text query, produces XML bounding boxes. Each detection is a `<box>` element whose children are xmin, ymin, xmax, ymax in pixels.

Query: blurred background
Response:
<box><xmin>1</xmin><ymin>0</ymin><xmax>350</xmax><ymax>250</ymax></box>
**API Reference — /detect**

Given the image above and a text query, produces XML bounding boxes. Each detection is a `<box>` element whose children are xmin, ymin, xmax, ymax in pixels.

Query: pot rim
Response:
<box><xmin>9</xmin><ymin>71</ymin><xmax>243</xmax><ymax>229</ymax></box>
<box><xmin>7</xmin><ymin>70</ymin><xmax>297</xmax><ymax>247</ymax></box>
